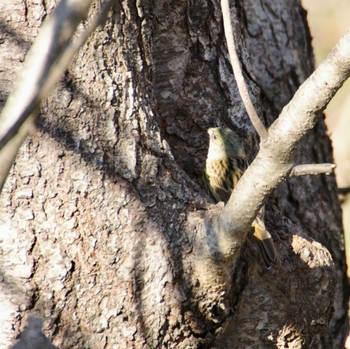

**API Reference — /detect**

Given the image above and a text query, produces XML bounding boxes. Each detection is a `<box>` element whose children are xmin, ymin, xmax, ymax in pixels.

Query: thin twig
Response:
<box><xmin>338</xmin><ymin>186</ymin><xmax>350</xmax><ymax>195</ymax></box>
<box><xmin>289</xmin><ymin>163</ymin><xmax>335</xmax><ymax>177</ymax></box>
<box><xmin>221</xmin><ymin>0</ymin><xmax>268</xmax><ymax>140</ymax></box>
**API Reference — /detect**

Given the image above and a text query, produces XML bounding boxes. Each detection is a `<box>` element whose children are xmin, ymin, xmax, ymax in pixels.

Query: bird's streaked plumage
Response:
<box><xmin>204</xmin><ymin>127</ymin><xmax>277</xmax><ymax>266</ymax></box>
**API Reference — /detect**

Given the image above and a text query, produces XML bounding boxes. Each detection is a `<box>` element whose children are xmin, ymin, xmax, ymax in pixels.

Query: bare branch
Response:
<box><xmin>221</xmin><ymin>0</ymin><xmax>268</xmax><ymax>140</ymax></box>
<box><xmin>0</xmin><ymin>0</ymin><xmax>114</xmax><ymax>193</ymax></box>
<box><xmin>289</xmin><ymin>163</ymin><xmax>335</xmax><ymax>177</ymax></box>
<box><xmin>219</xmin><ymin>29</ymin><xmax>350</xmax><ymax>235</ymax></box>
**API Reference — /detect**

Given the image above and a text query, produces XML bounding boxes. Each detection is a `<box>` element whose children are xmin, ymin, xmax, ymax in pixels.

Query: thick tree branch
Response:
<box><xmin>219</xmin><ymin>29</ymin><xmax>350</xmax><ymax>238</ymax></box>
<box><xmin>289</xmin><ymin>163</ymin><xmax>335</xmax><ymax>177</ymax></box>
<box><xmin>221</xmin><ymin>0</ymin><xmax>268</xmax><ymax>140</ymax></box>
<box><xmin>0</xmin><ymin>0</ymin><xmax>114</xmax><ymax>193</ymax></box>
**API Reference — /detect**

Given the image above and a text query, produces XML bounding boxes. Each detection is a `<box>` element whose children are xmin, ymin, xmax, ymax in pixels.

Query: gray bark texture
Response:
<box><xmin>0</xmin><ymin>0</ymin><xmax>348</xmax><ymax>348</ymax></box>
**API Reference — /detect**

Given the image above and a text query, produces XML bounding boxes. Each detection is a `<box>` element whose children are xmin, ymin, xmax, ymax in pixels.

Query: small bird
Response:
<box><xmin>204</xmin><ymin>127</ymin><xmax>277</xmax><ymax>266</ymax></box>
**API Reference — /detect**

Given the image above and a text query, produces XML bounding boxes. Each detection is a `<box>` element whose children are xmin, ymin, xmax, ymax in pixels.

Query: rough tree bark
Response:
<box><xmin>0</xmin><ymin>0</ymin><xmax>348</xmax><ymax>348</ymax></box>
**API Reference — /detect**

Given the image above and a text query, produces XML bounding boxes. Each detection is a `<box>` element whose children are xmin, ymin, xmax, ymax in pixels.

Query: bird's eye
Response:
<box><xmin>212</xmin><ymin>134</ymin><xmax>218</xmax><ymax>141</ymax></box>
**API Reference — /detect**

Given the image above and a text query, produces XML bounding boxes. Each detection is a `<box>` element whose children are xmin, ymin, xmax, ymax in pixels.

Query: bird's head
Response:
<box><xmin>207</xmin><ymin>127</ymin><xmax>242</xmax><ymax>161</ymax></box>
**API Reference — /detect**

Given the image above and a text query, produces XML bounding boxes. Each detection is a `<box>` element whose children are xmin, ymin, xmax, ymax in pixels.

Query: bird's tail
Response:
<box><xmin>252</xmin><ymin>215</ymin><xmax>277</xmax><ymax>268</ymax></box>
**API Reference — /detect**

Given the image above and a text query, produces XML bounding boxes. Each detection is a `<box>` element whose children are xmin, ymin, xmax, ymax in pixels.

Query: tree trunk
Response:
<box><xmin>0</xmin><ymin>0</ymin><xmax>348</xmax><ymax>348</ymax></box>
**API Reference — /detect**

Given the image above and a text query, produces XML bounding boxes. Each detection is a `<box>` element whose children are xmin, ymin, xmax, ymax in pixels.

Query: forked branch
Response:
<box><xmin>221</xmin><ymin>0</ymin><xmax>336</xmax><ymax>175</ymax></box>
<box><xmin>219</xmin><ymin>20</ymin><xmax>350</xmax><ymax>234</ymax></box>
